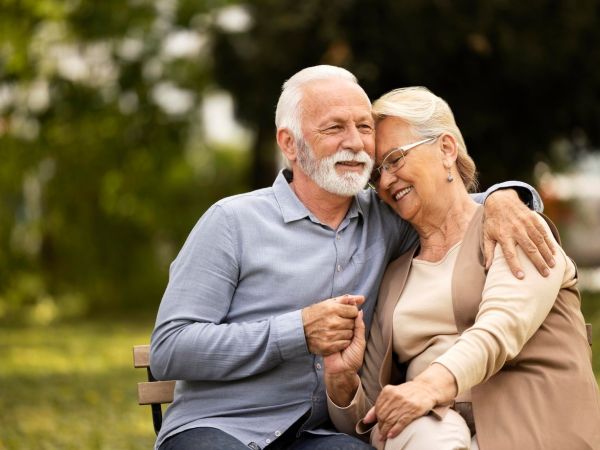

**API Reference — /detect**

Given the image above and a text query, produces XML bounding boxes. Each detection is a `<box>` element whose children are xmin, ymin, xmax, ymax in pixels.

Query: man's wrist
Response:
<box><xmin>486</xmin><ymin>187</ymin><xmax>519</xmax><ymax>205</ymax></box>
<box><xmin>498</xmin><ymin>186</ymin><xmax>533</xmax><ymax>209</ymax></box>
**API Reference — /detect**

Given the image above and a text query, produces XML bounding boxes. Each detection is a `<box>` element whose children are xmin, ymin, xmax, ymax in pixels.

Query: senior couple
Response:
<box><xmin>150</xmin><ymin>65</ymin><xmax>600</xmax><ymax>450</ymax></box>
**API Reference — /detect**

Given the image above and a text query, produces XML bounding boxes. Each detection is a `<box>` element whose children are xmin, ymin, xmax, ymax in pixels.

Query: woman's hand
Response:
<box><xmin>324</xmin><ymin>310</ymin><xmax>366</xmax><ymax>406</ymax></box>
<box><xmin>362</xmin><ymin>364</ymin><xmax>457</xmax><ymax>440</ymax></box>
<box><xmin>323</xmin><ymin>310</ymin><xmax>366</xmax><ymax>375</ymax></box>
<box><xmin>362</xmin><ymin>381</ymin><xmax>437</xmax><ymax>440</ymax></box>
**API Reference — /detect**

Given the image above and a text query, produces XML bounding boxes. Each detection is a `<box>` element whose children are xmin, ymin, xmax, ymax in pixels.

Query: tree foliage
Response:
<box><xmin>212</xmin><ymin>0</ymin><xmax>600</xmax><ymax>187</ymax></box>
<box><xmin>0</xmin><ymin>0</ymin><xmax>247</xmax><ymax>323</ymax></box>
<box><xmin>2</xmin><ymin>0</ymin><xmax>599</xmax><ymax>322</ymax></box>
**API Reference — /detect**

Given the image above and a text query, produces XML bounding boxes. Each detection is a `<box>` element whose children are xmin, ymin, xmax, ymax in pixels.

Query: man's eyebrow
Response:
<box><xmin>356</xmin><ymin>114</ymin><xmax>375</xmax><ymax>123</ymax></box>
<box><xmin>317</xmin><ymin>116</ymin><xmax>345</xmax><ymax>127</ymax></box>
<box><xmin>319</xmin><ymin>112</ymin><xmax>374</xmax><ymax>125</ymax></box>
<box><xmin>358</xmin><ymin>114</ymin><xmax>374</xmax><ymax>122</ymax></box>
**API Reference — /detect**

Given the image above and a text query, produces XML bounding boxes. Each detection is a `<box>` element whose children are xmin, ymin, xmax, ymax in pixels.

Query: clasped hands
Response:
<box><xmin>302</xmin><ymin>294</ymin><xmax>365</xmax><ymax>355</ymax></box>
<box><xmin>316</xmin><ymin>300</ymin><xmax>453</xmax><ymax>443</ymax></box>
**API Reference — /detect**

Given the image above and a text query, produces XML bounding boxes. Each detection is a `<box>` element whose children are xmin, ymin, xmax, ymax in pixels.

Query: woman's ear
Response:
<box><xmin>439</xmin><ymin>133</ymin><xmax>458</xmax><ymax>165</ymax></box>
<box><xmin>277</xmin><ymin>128</ymin><xmax>298</xmax><ymax>163</ymax></box>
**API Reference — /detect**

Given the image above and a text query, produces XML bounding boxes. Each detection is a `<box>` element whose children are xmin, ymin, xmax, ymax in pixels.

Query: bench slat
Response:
<box><xmin>133</xmin><ymin>344</ymin><xmax>151</xmax><ymax>368</ymax></box>
<box><xmin>138</xmin><ymin>380</ymin><xmax>176</xmax><ymax>405</ymax></box>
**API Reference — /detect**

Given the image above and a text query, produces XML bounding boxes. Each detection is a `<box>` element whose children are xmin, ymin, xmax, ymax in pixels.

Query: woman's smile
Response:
<box><xmin>392</xmin><ymin>185</ymin><xmax>413</xmax><ymax>201</ymax></box>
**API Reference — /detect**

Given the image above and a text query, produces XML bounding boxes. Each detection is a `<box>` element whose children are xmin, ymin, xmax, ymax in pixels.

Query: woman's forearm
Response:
<box><xmin>412</xmin><ymin>363</ymin><xmax>458</xmax><ymax>405</ymax></box>
<box><xmin>325</xmin><ymin>371</ymin><xmax>361</xmax><ymax>407</ymax></box>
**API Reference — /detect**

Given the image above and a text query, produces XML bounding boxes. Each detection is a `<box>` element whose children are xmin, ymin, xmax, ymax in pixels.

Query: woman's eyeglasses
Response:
<box><xmin>368</xmin><ymin>136</ymin><xmax>438</xmax><ymax>190</ymax></box>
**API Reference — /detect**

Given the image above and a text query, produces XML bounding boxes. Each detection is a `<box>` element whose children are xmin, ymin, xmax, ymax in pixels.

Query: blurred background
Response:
<box><xmin>1</xmin><ymin>0</ymin><xmax>599</xmax><ymax>448</ymax></box>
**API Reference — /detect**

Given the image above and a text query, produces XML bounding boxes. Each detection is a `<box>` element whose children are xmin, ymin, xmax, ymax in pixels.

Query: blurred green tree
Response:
<box><xmin>0</xmin><ymin>0</ymin><xmax>247</xmax><ymax>323</ymax></box>
<box><xmin>2</xmin><ymin>0</ymin><xmax>599</xmax><ymax>322</ymax></box>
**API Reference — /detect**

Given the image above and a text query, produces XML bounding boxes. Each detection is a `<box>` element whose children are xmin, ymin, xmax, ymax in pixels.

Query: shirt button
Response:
<box><xmin>265</xmin><ymin>439</ymin><xmax>271</xmax><ymax>444</ymax></box>
<box><xmin>337</xmin><ymin>264</ymin><xmax>342</xmax><ymax>272</ymax></box>
<box><xmin>336</xmin><ymin>234</ymin><xmax>341</xmax><ymax>240</ymax></box>
<box><xmin>315</xmin><ymin>363</ymin><xmax>322</xmax><ymax>370</ymax></box>
<box><xmin>275</xmin><ymin>430</ymin><xmax>281</xmax><ymax>437</ymax></box>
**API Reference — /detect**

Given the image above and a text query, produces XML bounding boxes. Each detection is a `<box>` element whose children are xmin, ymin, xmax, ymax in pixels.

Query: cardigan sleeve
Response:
<box><xmin>434</xmin><ymin>217</ymin><xmax>574</xmax><ymax>394</ymax></box>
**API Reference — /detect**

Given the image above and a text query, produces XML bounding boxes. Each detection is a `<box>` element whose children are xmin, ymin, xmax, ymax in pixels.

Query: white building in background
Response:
<box><xmin>537</xmin><ymin>152</ymin><xmax>600</xmax><ymax>291</ymax></box>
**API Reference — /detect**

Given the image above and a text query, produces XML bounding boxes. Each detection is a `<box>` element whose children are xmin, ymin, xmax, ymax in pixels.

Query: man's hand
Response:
<box><xmin>483</xmin><ymin>189</ymin><xmax>556</xmax><ymax>279</ymax></box>
<box><xmin>302</xmin><ymin>294</ymin><xmax>364</xmax><ymax>356</ymax></box>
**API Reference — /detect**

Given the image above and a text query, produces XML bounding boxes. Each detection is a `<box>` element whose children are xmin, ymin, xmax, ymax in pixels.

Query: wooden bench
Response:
<box><xmin>133</xmin><ymin>344</ymin><xmax>175</xmax><ymax>435</ymax></box>
<box><xmin>134</xmin><ymin>325</ymin><xmax>593</xmax><ymax>434</ymax></box>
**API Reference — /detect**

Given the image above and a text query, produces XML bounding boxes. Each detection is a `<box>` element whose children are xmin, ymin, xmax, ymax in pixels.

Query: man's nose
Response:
<box><xmin>342</xmin><ymin>125</ymin><xmax>365</xmax><ymax>151</ymax></box>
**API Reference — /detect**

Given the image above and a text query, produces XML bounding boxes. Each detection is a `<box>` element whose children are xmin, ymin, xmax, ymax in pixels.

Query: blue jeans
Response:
<box><xmin>159</xmin><ymin>427</ymin><xmax>374</xmax><ymax>450</ymax></box>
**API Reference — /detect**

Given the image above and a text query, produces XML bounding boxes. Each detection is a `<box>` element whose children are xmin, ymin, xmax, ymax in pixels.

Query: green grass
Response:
<box><xmin>1</xmin><ymin>292</ymin><xmax>599</xmax><ymax>450</ymax></box>
<box><xmin>0</xmin><ymin>318</ymin><xmax>156</xmax><ymax>450</ymax></box>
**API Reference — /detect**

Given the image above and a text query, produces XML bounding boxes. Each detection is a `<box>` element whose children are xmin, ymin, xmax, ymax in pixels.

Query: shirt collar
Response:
<box><xmin>272</xmin><ymin>169</ymin><xmax>364</xmax><ymax>224</ymax></box>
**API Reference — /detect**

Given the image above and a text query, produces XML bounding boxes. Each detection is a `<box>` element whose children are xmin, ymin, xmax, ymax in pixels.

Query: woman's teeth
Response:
<box><xmin>394</xmin><ymin>186</ymin><xmax>413</xmax><ymax>201</ymax></box>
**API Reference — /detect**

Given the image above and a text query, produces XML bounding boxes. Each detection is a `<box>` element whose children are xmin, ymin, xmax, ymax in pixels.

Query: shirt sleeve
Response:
<box><xmin>434</xmin><ymin>217</ymin><xmax>571</xmax><ymax>394</ymax></box>
<box><xmin>470</xmin><ymin>181</ymin><xmax>543</xmax><ymax>212</ymax></box>
<box><xmin>149</xmin><ymin>204</ymin><xmax>308</xmax><ymax>382</ymax></box>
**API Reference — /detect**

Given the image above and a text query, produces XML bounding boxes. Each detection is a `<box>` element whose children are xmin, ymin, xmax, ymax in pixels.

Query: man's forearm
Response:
<box><xmin>150</xmin><ymin>310</ymin><xmax>308</xmax><ymax>381</ymax></box>
<box><xmin>471</xmin><ymin>180</ymin><xmax>543</xmax><ymax>212</ymax></box>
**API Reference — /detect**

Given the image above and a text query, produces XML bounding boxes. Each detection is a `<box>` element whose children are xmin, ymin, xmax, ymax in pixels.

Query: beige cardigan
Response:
<box><xmin>328</xmin><ymin>208</ymin><xmax>600</xmax><ymax>449</ymax></box>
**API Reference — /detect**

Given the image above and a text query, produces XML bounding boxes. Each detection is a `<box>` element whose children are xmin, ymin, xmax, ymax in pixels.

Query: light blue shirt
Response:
<box><xmin>150</xmin><ymin>170</ymin><xmax>541</xmax><ymax>449</ymax></box>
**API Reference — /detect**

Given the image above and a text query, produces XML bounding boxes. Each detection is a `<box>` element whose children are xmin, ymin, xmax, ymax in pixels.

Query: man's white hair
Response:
<box><xmin>275</xmin><ymin>65</ymin><xmax>359</xmax><ymax>160</ymax></box>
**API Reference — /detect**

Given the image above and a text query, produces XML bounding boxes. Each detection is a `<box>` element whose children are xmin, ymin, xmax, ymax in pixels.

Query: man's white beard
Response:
<box><xmin>296</xmin><ymin>140</ymin><xmax>374</xmax><ymax>197</ymax></box>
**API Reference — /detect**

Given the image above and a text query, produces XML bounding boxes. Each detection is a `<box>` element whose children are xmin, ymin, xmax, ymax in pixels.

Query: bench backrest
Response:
<box><xmin>133</xmin><ymin>344</ymin><xmax>175</xmax><ymax>434</ymax></box>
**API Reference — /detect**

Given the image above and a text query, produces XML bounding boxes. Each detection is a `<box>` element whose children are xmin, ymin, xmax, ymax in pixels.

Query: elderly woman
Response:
<box><xmin>324</xmin><ymin>87</ymin><xmax>600</xmax><ymax>449</ymax></box>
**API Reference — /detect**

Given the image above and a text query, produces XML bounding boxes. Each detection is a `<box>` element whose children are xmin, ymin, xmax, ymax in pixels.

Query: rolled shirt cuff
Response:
<box><xmin>273</xmin><ymin>309</ymin><xmax>309</xmax><ymax>360</ymax></box>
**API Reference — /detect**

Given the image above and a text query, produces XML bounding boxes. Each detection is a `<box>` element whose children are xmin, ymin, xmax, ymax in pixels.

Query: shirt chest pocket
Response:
<box><xmin>351</xmin><ymin>240</ymin><xmax>387</xmax><ymax>265</ymax></box>
<box><xmin>349</xmin><ymin>240</ymin><xmax>388</xmax><ymax>286</ymax></box>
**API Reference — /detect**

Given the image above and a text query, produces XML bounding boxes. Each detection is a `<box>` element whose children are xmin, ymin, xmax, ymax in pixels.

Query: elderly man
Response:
<box><xmin>150</xmin><ymin>65</ymin><xmax>552</xmax><ymax>450</ymax></box>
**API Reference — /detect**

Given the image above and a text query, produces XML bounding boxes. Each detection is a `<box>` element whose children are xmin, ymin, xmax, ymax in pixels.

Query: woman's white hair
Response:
<box><xmin>372</xmin><ymin>86</ymin><xmax>478</xmax><ymax>192</ymax></box>
<box><xmin>275</xmin><ymin>65</ymin><xmax>358</xmax><ymax>144</ymax></box>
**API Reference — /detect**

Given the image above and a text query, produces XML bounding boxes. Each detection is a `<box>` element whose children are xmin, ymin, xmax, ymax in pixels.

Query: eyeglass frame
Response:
<box><xmin>368</xmin><ymin>135</ymin><xmax>440</xmax><ymax>190</ymax></box>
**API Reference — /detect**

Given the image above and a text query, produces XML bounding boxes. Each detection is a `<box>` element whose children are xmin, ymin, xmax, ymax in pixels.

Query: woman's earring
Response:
<box><xmin>447</xmin><ymin>168</ymin><xmax>454</xmax><ymax>182</ymax></box>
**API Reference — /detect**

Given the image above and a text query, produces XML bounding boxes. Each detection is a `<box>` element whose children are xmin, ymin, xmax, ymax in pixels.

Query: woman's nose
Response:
<box><xmin>378</xmin><ymin>166</ymin><xmax>397</xmax><ymax>190</ymax></box>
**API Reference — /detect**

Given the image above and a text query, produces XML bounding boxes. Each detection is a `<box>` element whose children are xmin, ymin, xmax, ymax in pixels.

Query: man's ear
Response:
<box><xmin>277</xmin><ymin>128</ymin><xmax>298</xmax><ymax>164</ymax></box>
